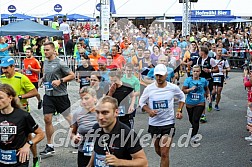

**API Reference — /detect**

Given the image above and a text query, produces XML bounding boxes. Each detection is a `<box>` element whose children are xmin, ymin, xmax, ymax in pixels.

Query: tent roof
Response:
<box><xmin>41</xmin><ymin>14</ymin><xmax>65</xmax><ymax>21</ymax></box>
<box><xmin>0</xmin><ymin>20</ymin><xmax>63</xmax><ymax>36</ymax></box>
<box><xmin>67</xmin><ymin>14</ymin><xmax>95</xmax><ymax>21</ymax></box>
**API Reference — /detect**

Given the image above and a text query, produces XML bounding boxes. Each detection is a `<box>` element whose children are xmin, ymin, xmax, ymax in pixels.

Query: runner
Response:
<box><xmin>107</xmin><ymin>70</ymin><xmax>135</xmax><ymax>129</ymax></box>
<box><xmin>39</xmin><ymin>42</ymin><xmax>75</xmax><ymax>155</ymax></box>
<box><xmin>139</xmin><ymin>64</ymin><xmax>185</xmax><ymax>167</ymax></box>
<box><xmin>212</xmin><ymin>47</ymin><xmax>231</xmax><ymax>111</ymax></box>
<box><xmin>90</xmin><ymin>71</ymin><xmax>109</xmax><ymax>99</ymax></box>
<box><xmin>76</xmin><ymin>55</ymin><xmax>95</xmax><ymax>89</ymax></box>
<box><xmin>71</xmin><ymin>87</ymin><xmax>98</xmax><ymax>167</ymax></box>
<box><xmin>171</xmin><ymin>40</ymin><xmax>182</xmax><ymax>85</ymax></box>
<box><xmin>196</xmin><ymin>46</ymin><xmax>219</xmax><ymax>123</ymax></box>
<box><xmin>86</xmin><ymin>96</ymin><xmax>148</xmax><ymax>167</ymax></box>
<box><xmin>182</xmin><ymin>65</ymin><xmax>211</xmax><ymax>143</ymax></box>
<box><xmin>23</xmin><ymin>47</ymin><xmax>43</xmax><ymax>109</ymax></box>
<box><xmin>0</xmin><ymin>84</ymin><xmax>44</xmax><ymax>167</ymax></box>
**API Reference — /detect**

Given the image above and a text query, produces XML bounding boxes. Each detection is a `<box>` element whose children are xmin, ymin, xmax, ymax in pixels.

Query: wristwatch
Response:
<box><xmin>18</xmin><ymin>95</ymin><xmax>22</xmax><ymax>99</ymax></box>
<box><xmin>27</xmin><ymin>140</ymin><xmax>33</xmax><ymax>146</ymax></box>
<box><xmin>60</xmin><ymin>78</ymin><xmax>64</xmax><ymax>83</ymax></box>
<box><xmin>177</xmin><ymin>108</ymin><xmax>182</xmax><ymax>113</ymax></box>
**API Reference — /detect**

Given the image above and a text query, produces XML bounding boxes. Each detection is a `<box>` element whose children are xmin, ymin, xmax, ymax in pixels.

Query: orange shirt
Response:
<box><xmin>112</xmin><ymin>54</ymin><xmax>126</xmax><ymax>69</ymax></box>
<box><xmin>89</xmin><ymin>54</ymin><xmax>101</xmax><ymax>70</ymax></box>
<box><xmin>23</xmin><ymin>57</ymin><xmax>41</xmax><ymax>82</ymax></box>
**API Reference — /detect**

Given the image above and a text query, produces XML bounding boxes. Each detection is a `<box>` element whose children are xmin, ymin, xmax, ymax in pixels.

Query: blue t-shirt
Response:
<box><xmin>183</xmin><ymin>77</ymin><xmax>208</xmax><ymax>105</ymax></box>
<box><xmin>0</xmin><ymin>43</ymin><xmax>9</xmax><ymax>58</ymax></box>
<box><xmin>147</xmin><ymin>66</ymin><xmax>174</xmax><ymax>82</ymax></box>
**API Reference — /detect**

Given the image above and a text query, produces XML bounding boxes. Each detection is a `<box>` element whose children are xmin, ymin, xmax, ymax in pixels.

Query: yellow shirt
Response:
<box><xmin>0</xmin><ymin>72</ymin><xmax>35</xmax><ymax>111</ymax></box>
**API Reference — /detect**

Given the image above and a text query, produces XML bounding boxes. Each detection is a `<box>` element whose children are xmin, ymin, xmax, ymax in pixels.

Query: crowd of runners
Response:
<box><xmin>0</xmin><ymin>17</ymin><xmax>252</xmax><ymax>167</ymax></box>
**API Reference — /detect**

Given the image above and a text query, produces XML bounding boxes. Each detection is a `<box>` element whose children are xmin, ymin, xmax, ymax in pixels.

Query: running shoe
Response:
<box><xmin>190</xmin><ymin>135</ymin><xmax>197</xmax><ymax>144</ymax></box>
<box><xmin>207</xmin><ymin>103</ymin><xmax>212</xmax><ymax>112</ymax></box>
<box><xmin>39</xmin><ymin>144</ymin><xmax>55</xmax><ymax>155</ymax></box>
<box><xmin>33</xmin><ymin>157</ymin><xmax>40</xmax><ymax>167</ymax></box>
<box><xmin>200</xmin><ymin>115</ymin><xmax>207</xmax><ymax>123</ymax></box>
<box><xmin>214</xmin><ymin>105</ymin><xmax>220</xmax><ymax>111</ymax></box>
<box><xmin>245</xmin><ymin>136</ymin><xmax>252</xmax><ymax>141</ymax></box>
<box><xmin>38</xmin><ymin>100</ymin><xmax>43</xmax><ymax>110</ymax></box>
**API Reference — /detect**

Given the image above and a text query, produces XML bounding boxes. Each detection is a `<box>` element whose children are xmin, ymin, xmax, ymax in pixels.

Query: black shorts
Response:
<box><xmin>174</xmin><ymin>65</ymin><xmax>180</xmax><ymax>73</ymax></box>
<box><xmin>78</xmin><ymin>151</ymin><xmax>91</xmax><ymax>167</ymax></box>
<box><xmin>148</xmin><ymin>124</ymin><xmax>175</xmax><ymax>138</ymax></box>
<box><xmin>32</xmin><ymin>82</ymin><xmax>38</xmax><ymax>90</ymax></box>
<box><xmin>212</xmin><ymin>75</ymin><xmax>225</xmax><ymax>87</ymax></box>
<box><xmin>207</xmin><ymin>78</ymin><xmax>214</xmax><ymax>92</ymax></box>
<box><xmin>43</xmin><ymin>94</ymin><xmax>71</xmax><ymax>116</ymax></box>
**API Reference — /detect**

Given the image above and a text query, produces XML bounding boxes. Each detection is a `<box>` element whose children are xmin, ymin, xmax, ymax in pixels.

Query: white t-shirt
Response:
<box><xmin>59</xmin><ymin>22</ymin><xmax>71</xmax><ymax>35</ymax></box>
<box><xmin>139</xmin><ymin>82</ymin><xmax>185</xmax><ymax>126</ymax></box>
<box><xmin>213</xmin><ymin>58</ymin><xmax>230</xmax><ymax>76</ymax></box>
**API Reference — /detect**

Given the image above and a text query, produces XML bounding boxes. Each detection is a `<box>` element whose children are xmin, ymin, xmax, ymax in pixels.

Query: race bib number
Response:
<box><xmin>153</xmin><ymin>100</ymin><xmax>168</xmax><ymax>109</ymax></box>
<box><xmin>94</xmin><ymin>153</ymin><xmax>110</xmax><ymax>167</ymax></box>
<box><xmin>44</xmin><ymin>82</ymin><xmax>53</xmax><ymax>91</ymax></box>
<box><xmin>248</xmin><ymin>117</ymin><xmax>252</xmax><ymax>124</ymax></box>
<box><xmin>190</xmin><ymin>93</ymin><xmax>200</xmax><ymax>100</ymax></box>
<box><xmin>81</xmin><ymin>78</ymin><xmax>90</xmax><ymax>86</ymax></box>
<box><xmin>213</xmin><ymin>77</ymin><xmax>221</xmax><ymax>83</ymax></box>
<box><xmin>118</xmin><ymin>106</ymin><xmax>126</xmax><ymax>117</ymax></box>
<box><xmin>0</xmin><ymin>149</ymin><xmax>17</xmax><ymax>164</ymax></box>
<box><xmin>25</xmin><ymin>69</ymin><xmax>32</xmax><ymax>75</ymax></box>
<box><xmin>83</xmin><ymin>142</ymin><xmax>94</xmax><ymax>156</ymax></box>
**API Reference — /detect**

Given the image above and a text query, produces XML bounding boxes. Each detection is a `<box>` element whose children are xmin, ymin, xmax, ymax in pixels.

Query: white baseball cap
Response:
<box><xmin>154</xmin><ymin>64</ymin><xmax>167</xmax><ymax>76</ymax></box>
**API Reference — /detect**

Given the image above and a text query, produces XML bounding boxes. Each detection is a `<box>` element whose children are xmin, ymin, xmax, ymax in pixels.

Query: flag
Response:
<box><xmin>110</xmin><ymin>0</ymin><xmax>116</xmax><ymax>14</ymax></box>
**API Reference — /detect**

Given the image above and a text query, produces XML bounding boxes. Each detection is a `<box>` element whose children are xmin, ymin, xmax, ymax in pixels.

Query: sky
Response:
<box><xmin>0</xmin><ymin>0</ymin><xmax>251</xmax><ymax>17</ymax></box>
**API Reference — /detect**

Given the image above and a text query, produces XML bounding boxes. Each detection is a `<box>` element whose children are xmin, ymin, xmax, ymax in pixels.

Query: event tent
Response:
<box><xmin>0</xmin><ymin>20</ymin><xmax>63</xmax><ymax>36</ymax></box>
<box><xmin>1</xmin><ymin>13</ymin><xmax>36</xmax><ymax>21</ymax></box>
<box><xmin>41</xmin><ymin>14</ymin><xmax>65</xmax><ymax>21</ymax></box>
<box><xmin>67</xmin><ymin>14</ymin><xmax>95</xmax><ymax>22</ymax></box>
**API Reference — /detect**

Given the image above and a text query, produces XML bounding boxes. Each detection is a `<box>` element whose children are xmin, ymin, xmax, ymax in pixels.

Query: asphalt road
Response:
<box><xmin>28</xmin><ymin>71</ymin><xmax>251</xmax><ymax>167</ymax></box>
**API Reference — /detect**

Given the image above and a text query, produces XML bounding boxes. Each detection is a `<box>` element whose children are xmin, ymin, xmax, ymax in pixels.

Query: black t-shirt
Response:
<box><xmin>91</xmin><ymin>121</ymin><xmax>142</xmax><ymax>166</ymax></box>
<box><xmin>189</xmin><ymin>51</ymin><xmax>200</xmax><ymax>67</ymax></box>
<box><xmin>76</xmin><ymin>65</ymin><xmax>95</xmax><ymax>88</ymax></box>
<box><xmin>107</xmin><ymin>83</ymin><xmax>133</xmax><ymax>112</ymax></box>
<box><xmin>0</xmin><ymin>108</ymin><xmax>38</xmax><ymax>150</ymax></box>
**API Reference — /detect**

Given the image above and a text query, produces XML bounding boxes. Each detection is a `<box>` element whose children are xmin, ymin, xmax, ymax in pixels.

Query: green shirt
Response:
<box><xmin>121</xmin><ymin>74</ymin><xmax>140</xmax><ymax>105</ymax></box>
<box><xmin>52</xmin><ymin>22</ymin><xmax>59</xmax><ymax>30</ymax></box>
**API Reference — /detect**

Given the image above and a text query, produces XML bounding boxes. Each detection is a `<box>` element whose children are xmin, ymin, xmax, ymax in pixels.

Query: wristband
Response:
<box><xmin>18</xmin><ymin>95</ymin><xmax>22</xmax><ymax>99</ymax></box>
<box><xmin>60</xmin><ymin>78</ymin><xmax>64</xmax><ymax>83</ymax></box>
<box><xmin>209</xmin><ymin>69</ymin><xmax>212</xmax><ymax>73</ymax></box>
<box><xmin>177</xmin><ymin>108</ymin><xmax>182</xmax><ymax>113</ymax></box>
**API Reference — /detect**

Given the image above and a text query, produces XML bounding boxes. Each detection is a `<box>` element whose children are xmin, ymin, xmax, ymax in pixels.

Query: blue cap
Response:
<box><xmin>0</xmin><ymin>57</ymin><xmax>15</xmax><ymax>67</ymax></box>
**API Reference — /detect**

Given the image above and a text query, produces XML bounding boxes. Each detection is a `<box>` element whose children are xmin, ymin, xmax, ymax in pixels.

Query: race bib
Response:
<box><xmin>118</xmin><ymin>106</ymin><xmax>126</xmax><ymax>117</ymax></box>
<box><xmin>94</xmin><ymin>153</ymin><xmax>110</xmax><ymax>167</ymax></box>
<box><xmin>213</xmin><ymin>77</ymin><xmax>221</xmax><ymax>83</ymax></box>
<box><xmin>44</xmin><ymin>82</ymin><xmax>53</xmax><ymax>91</ymax></box>
<box><xmin>0</xmin><ymin>149</ymin><xmax>17</xmax><ymax>164</ymax></box>
<box><xmin>190</xmin><ymin>93</ymin><xmax>200</xmax><ymax>100</ymax></box>
<box><xmin>25</xmin><ymin>69</ymin><xmax>32</xmax><ymax>75</ymax></box>
<box><xmin>81</xmin><ymin>78</ymin><xmax>90</xmax><ymax>86</ymax></box>
<box><xmin>83</xmin><ymin>142</ymin><xmax>94</xmax><ymax>156</ymax></box>
<box><xmin>153</xmin><ymin>100</ymin><xmax>168</xmax><ymax>109</ymax></box>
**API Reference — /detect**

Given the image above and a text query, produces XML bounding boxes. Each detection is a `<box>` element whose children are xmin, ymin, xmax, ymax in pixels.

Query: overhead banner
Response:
<box><xmin>191</xmin><ymin>10</ymin><xmax>231</xmax><ymax>17</ymax></box>
<box><xmin>101</xmin><ymin>4</ymin><xmax>110</xmax><ymax>41</ymax></box>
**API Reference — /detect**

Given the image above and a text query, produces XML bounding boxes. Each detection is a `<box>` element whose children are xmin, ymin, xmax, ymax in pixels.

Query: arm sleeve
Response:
<box><xmin>25</xmin><ymin>113</ymin><xmax>39</xmax><ymax>134</ymax></box>
<box><xmin>126</xmin><ymin>130</ymin><xmax>142</xmax><ymax>154</ymax></box>
<box><xmin>183</xmin><ymin>78</ymin><xmax>189</xmax><ymax>87</ymax></box>
<box><xmin>60</xmin><ymin>59</ymin><xmax>72</xmax><ymax>75</ymax></box>
<box><xmin>224</xmin><ymin>60</ymin><xmax>230</xmax><ymax>68</ymax></box>
<box><xmin>22</xmin><ymin>76</ymin><xmax>36</xmax><ymax>93</ymax></box>
<box><xmin>174</xmin><ymin>85</ymin><xmax>185</xmax><ymax>102</ymax></box>
<box><xmin>139</xmin><ymin>86</ymin><xmax>149</xmax><ymax>108</ymax></box>
<box><xmin>146</xmin><ymin>68</ymin><xmax>154</xmax><ymax>79</ymax></box>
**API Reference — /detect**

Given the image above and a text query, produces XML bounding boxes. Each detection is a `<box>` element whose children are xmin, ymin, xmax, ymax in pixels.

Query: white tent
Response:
<box><xmin>1</xmin><ymin>0</ymin><xmax>252</xmax><ymax>17</ymax></box>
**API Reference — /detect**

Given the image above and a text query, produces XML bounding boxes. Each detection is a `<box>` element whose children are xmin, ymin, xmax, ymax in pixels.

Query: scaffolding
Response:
<box><xmin>182</xmin><ymin>0</ymin><xmax>191</xmax><ymax>36</ymax></box>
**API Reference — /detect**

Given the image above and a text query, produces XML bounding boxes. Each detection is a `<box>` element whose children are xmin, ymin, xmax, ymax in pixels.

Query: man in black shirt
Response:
<box><xmin>86</xmin><ymin>96</ymin><xmax>148</xmax><ymax>167</ymax></box>
<box><xmin>107</xmin><ymin>70</ymin><xmax>135</xmax><ymax>129</ymax></box>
